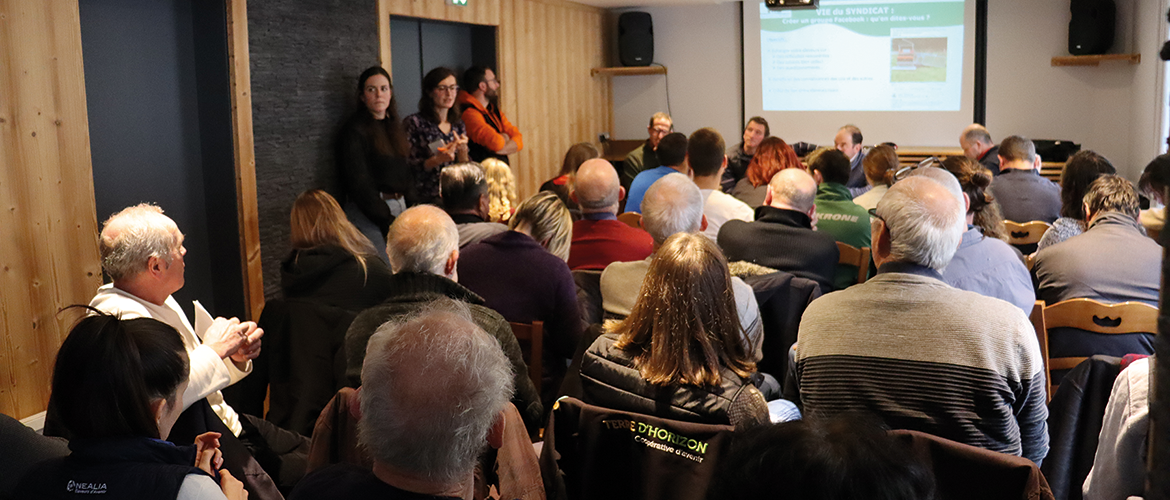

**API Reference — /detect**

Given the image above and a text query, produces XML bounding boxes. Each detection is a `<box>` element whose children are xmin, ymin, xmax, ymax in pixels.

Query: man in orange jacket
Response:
<box><xmin>458</xmin><ymin>66</ymin><xmax>523</xmax><ymax>164</ymax></box>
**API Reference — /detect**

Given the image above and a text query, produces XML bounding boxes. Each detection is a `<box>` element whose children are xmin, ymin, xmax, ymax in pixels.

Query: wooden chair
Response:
<box><xmin>1004</xmin><ymin>220</ymin><xmax>1050</xmax><ymax>246</ymax></box>
<box><xmin>617</xmin><ymin>212</ymin><xmax>642</xmax><ymax>229</ymax></box>
<box><xmin>835</xmin><ymin>241</ymin><xmax>871</xmax><ymax>285</ymax></box>
<box><xmin>1029</xmin><ymin>299</ymin><xmax>1158</xmax><ymax>401</ymax></box>
<box><xmin>510</xmin><ymin>321</ymin><xmax>544</xmax><ymax>397</ymax></box>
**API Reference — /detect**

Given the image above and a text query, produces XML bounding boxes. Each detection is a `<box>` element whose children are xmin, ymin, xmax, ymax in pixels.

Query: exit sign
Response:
<box><xmin>450</xmin><ymin>0</ymin><xmax>468</xmax><ymax>5</ymax></box>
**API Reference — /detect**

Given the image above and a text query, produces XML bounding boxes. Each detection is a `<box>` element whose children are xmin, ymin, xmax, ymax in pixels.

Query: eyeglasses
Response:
<box><xmin>893</xmin><ymin>156</ymin><xmax>942</xmax><ymax>182</ymax></box>
<box><xmin>867</xmin><ymin>207</ymin><xmax>883</xmax><ymax>223</ymax></box>
<box><xmin>436</xmin><ymin>85</ymin><xmax>460</xmax><ymax>93</ymax></box>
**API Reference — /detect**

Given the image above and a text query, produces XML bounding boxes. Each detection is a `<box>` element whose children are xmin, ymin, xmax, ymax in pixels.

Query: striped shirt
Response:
<box><xmin>796</xmin><ymin>266</ymin><xmax>1049</xmax><ymax>464</ymax></box>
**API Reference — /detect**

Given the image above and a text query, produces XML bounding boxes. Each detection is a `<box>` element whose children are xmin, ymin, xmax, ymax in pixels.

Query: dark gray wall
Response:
<box><xmin>249</xmin><ymin>0</ymin><xmax>381</xmax><ymax>299</ymax></box>
<box><xmin>81</xmin><ymin>0</ymin><xmax>244</xmax><ymax>319</ymax></box>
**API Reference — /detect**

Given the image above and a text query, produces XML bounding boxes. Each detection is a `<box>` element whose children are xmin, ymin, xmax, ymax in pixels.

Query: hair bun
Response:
<box><xmin>971</xmin><ymin>170</ymin><xmax>992</xmax><ymax>189</ymax></box>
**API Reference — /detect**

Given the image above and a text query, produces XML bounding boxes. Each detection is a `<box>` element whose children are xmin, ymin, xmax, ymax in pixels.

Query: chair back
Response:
<box><xmin>890</xmin><ymin>429</ymin><xmax>1055</xmax><ymax>500</ymax></box>
<box><xmin>834</xmin><ymin>241</ymin><xmax>871</xmax><ymax>285</ymax></box>
<box><xmin>540</xmin><ymin>397</ymin><xmax>734</xmax><ymax>500</ymax></box>
<box><xmin>1029</xmin><ymin>298</ymin><xmax>1158</xmax><ymax>399</ymax></box>
<box><xmin>617</xmin><ymin>212</ymin><xmax>642</xmax><ymax>229</ymax></box>
<box><xmin>511</xmin><ymin>321</ymin><xmax>545</xmax><ymax>397</ymax></box>
<box><xmin>1004</xmin><ymin>220</ymin><xmax>1050</xmax><ymax>245</ymax></box>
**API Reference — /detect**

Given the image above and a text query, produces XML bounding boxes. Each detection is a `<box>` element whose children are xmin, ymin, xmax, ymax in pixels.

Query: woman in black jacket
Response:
<box><xmin>336</xmin><ymin>66</ymin><xmax>411</xmax><ymax>260</ymax></box>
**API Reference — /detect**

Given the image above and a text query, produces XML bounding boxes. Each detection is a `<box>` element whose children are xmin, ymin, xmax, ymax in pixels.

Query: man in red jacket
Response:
<box><xmin>457</xmin><ymin>66</ymin><xmax>523</xmax><ymax>164</ymax></box>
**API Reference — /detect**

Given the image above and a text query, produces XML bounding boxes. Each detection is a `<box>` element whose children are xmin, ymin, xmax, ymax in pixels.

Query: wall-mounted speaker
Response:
<box><xmin>1069</xmin><ymin>0</ymin><xmax>1115</xmax><ymax>55</ymax></box>
<box><xmin>619</xmin><ymin>12</ymin><xmax>653</xmax><ymax>67</ymax></box>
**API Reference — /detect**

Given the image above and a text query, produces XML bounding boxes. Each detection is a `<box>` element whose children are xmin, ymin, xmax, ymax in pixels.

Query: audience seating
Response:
<box><xmin>1040</xmin><ymin>355</ymin><xmax>1123</xmax><ymax>500</ymax></box>
<box><xmin>1005</xmin><ymin>220</ymin><xmax>1050</xmax><ymax>255</ymax></box>
<box><xmin>617</xmin><ymin>212</ymin><xmax>642</xmax><ymax>229</ymax></box>
<box><xmin>1029</xmin><ymin>299</ymin><xmax>1158</xmax><ymax>399</ymax></box>
<box><xmin>736</xmin><ymin>269</ymin><xmax>821</xmax><ymax>393</ymax></box>
<box><xmin>891</xmin><ymin>429</ymin><xmax>1055</xmax><ymax>500</ymax></box>
<box><xmin>540</xmin><ymin>397</ymin><xmax>734</xmax><ymax>500</ymax></box>
<box><xmin>834</xmin><ymin>241</ymin><xmax>871</xmax><ymax>286</ymax></box>
<box><xmin>510</xmin><ymin>321</ymin><xmax>545</xmax><ymax>398</ymax></box>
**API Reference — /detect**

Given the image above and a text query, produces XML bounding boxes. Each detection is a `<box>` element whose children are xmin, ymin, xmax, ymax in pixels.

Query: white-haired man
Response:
<box><xmin>717</xmin><ymin>168</ymin><xmax>839</xmax><ymax>293</ymax></box>
<box><xmin>600</xmin><ymin>173</ymin><xmax>763</xmax><ymax>360</ymax></box>
<box><xmin>344</xmin><ymin>205</ymin><xmax>542</xmax><ymax>434</ymax></box>
<box><xmin>90</xmin><ymin>203</ymin><xmax>309</xmax><ymax>490</ymax></box>
<box><xmin>795</xmin><ymin>177</ymin><xmax>1049</xmax><ymax>465</ymax></box>
<box><xmin>960</xmin><ymin>123</ymin><xmax>1001</xmax><ymax>175</ymax></box>
<box><xmin>291</xmin><ymin>299</ymin><xmax>514</xmax><ymax>499</ymax></box>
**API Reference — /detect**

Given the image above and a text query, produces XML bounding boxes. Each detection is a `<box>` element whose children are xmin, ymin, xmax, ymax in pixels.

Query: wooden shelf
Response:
<box><xmin>1051</xmin><ymin>53</ymin><xmax>1140</xmax><ymax>67</ymax></box>
<box><xmin>591</xmin><ymin>66</ymin><xmax>666</xmax><ymax>77</ymax></box>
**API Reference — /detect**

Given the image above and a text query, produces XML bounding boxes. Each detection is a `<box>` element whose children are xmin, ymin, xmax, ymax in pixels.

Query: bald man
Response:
<box><xmin>796</xmin><ymin>176</ymin><xmax>1048</xmax><ymax>464</ymax></box>
<box><xmin>717</xmin><ymin>169</ymin><xmax>839</xmax><ymax>293</ymax></box>
<box><xmin>960</xmin><ymin>124</ymin><xmax>1000</xmax><ymax>175</ymax></box>
<box><xmin>566</xmin><ymin>159</ymin><xmax>653</xmax><ymax>270</ymax></box>
<box><xmin>343</xmin><ymin>205</ymin><xmax>544</xmax><ymax>434</ymax></box>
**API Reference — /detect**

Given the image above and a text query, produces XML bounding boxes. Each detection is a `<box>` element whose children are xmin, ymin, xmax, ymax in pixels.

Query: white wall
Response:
<box><xmin>611</xmin><ymin>0</ymin><xmax>1168</xmax><ymax>180</ymax></box>
<box><xmin>611</xmin><ymin>4</ymin><xmax>744</xmax><ymax>144</ymax></box>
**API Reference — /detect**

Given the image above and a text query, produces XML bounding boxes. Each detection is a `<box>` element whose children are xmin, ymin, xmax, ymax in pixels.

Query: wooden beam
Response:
<box><xmin>226</xmin><ymin>0</ymin><xmax>264</xmax><ymax>321</ymax></box>
<box><xmin>379</xmin><ymin>0</ymin><xmax>392</xmax><ymax>76</ymax></box>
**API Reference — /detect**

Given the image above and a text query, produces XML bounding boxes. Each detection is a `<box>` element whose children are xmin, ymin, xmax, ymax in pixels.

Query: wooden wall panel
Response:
<box><xmin>227</xmin><ymin>0</ymin><xmax>264</xmax><ymax>321</ymax></box>
<box><xmin>382</xmin><ymin>0</ymin><xmax>612</xmax><ymax>200</ymax></box>
<box><xmin>0</xmin><ymin>0</ymin><xmax>101</xmax><ymax>420</ymax></box>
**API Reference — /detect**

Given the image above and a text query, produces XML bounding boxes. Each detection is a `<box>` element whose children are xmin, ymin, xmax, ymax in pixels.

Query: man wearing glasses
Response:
<box><xmin>621</xmin><ymin>112</ymin><xmax>673</xmax><ymax>192</ymax></box>
<box><xmin>458</xmin><ymin>66</ymin><xmax>523</xmax><ymax>164</ymax></box>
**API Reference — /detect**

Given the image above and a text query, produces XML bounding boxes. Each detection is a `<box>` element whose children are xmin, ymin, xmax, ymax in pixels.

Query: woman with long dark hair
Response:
<box><xmin>1036</xmin><ymin>150</ymin><xmax>1117</xmax><ymax>250</ymax></box>
<box><xmin>539</xmin><ymin>142</ymin><xmax>601</xmax><ymax>213</ymax></box>
<box><xmin>404</xmin><ymin>67</ymin><xmax>470</xmax><ymax>205</ymax></box>
<box><xmin>336</xmin><ymin>66</ymin><xmax>411</xmax><ymax>258</ymax></box>
<box><xmin>18</xmin><ymin>313</ymin><xmax>245</xmax><ymax>499</ymax></box>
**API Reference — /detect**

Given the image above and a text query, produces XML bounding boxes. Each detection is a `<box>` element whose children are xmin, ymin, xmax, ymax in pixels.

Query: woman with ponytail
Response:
<box><xmin>939</xmin><ymin>156</ymin><xmax>1035</xmax><ymax>312</ymax></box>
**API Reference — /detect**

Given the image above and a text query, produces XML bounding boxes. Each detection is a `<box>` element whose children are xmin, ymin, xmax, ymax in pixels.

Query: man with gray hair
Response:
<box><xmin>989</xmin><ymin>135</ymin><xmax>1060</xmax><ymax>224</ymax></box>
<box><xmin>344</xmin><ymin>205</ymin><xmax>542</xmax><ymax>433</ymax></box>
<box><xmin>291</xmin><ymin>299</ymin><xmax>514</xmax><ymax>498</ymax></box>
<box><xmin>598</xmin><ymin>173</ymin><xmax>764</xmax><ymax>360</ymax></box>
<box><xmin>718</xmin><ymin>168</ymin><xmax>839</xmax><ymax>293</ymax></box>
<box><xmin>796</xmin><ymin>176</ymin><xmax>1049</xmax><ymax>464</ymax></box>
<box><xmin>1032</xmin><ymin>175</ymin><xmax>1160</xmax><ymax>365</ymax></box>
<box><xmin>566</xmin><ymin>158</ymin><xmax>654</xmax><ymax>270</ymax></box>
<box><xmin>960</xmin><ymin>123</ymin><xmax>1001</xmax><ymax>175</ymax></box>
<box><xmin>440</xmin><ymin>162</ymin><xmax>507</xmax><ymax>248</ymax></box>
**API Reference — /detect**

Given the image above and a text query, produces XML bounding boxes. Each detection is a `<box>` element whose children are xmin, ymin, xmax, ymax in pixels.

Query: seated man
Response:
<box><xmin>567</xmin><ymin>159</ymin><xmax>654</xmax><ymax>270</ymax></box>
<box><xmin>624</xmin><ymin>132</ymin><xmax>688</xmax><ymax>214</ymax></box>
<box><xmin>960</xmin><ymin>123</ymin><xmax>1001</xmax><ymax>175</ymax></box>
<box><xmin>796</xmin><ymin>177</ymin><xmax>1048</xmax><ymax>465</ymax></box>
<box><xmin>440</xmin><ymin>162</ymin><xmax>507</xmax><ymax>247</ymax></box>
<box><xmin>600</xmin><ymin>173</ymin><xmax>763</xmax><ymax>361</ymax></box>
<box><xmin>621</xmin><ymin>112</ymin><xmax>673</xmax><ymax>190</ymax></box>
<box><xmin>89</xmin><ymin>204</ymin><xmax>307</xmax><ymax>490</ymax></box>
<box><xmin>833</xmin><ymin>124</ymin><xmax>869</xmax><ymax>197</ymax></box>
<box><xmin>1032</xmin><ymin>175</ymin><xmax>1160</xmax><ymax>360</ymax></box>
<box><xmin>690</xmin><ymin>127</ymin><xmax>754</xmax><ymax>242</ymax></box>
<box><xmin>344</xmin><ymin>205</ymin><xmax>543</xmax><ymax>433</ymax></box>
<box><xmin>718</xmin><ymin>168</ymin><xmax>839</xmax><ymax>293</ymax></box>
<box><xmin>291</xmin><ymin>299</ymin><xmax>515</xmax><ymax>499</ymax></box>
<box><xmin>721</xmin><ymin>117</ymin><xmax>769</xmax><ymax>193</ymax></box>
<box><xmin>989</xmin><ymin>135</ymin><xmax>1061</xmax><ymax>224</ymax></box>
<box><xmin>808</xmin><ymin>147</ymin><xmax>871</xmax><ymax>289</ymax></box>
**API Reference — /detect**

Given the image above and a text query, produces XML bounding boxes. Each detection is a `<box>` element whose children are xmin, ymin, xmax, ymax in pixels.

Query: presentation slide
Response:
<box><xmin>761</xmin><ymin>1</ymin><xmax>964</xmax><ymax>112</ymax></box>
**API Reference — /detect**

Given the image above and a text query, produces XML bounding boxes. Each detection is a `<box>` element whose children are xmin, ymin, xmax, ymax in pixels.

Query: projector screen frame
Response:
<box><xmin>739</xmin><ymin>0</ymin><xmax>988</xmax><ymax>148</ymax></box>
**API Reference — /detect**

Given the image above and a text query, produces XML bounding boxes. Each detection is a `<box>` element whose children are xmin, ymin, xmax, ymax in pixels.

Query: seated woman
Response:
<box><xmin>938</xmin><ymin>157</ymin><xmax>1034</xmax><ymax>313</ymax></box>
<box><xmin>456</xmin><ymin>191</ymin><xmax>581</xmax><ymax>410</ymax></box>
<box><xmin>18</xmin><ymin>313</ymin><xmax>245</xmax><ymax>499</ymax></box>
<box><xmin>580</xmin><ymin>233</ymin><xmax>778</xmax><ymax>429</ymax></box>
<box><xmin>851</xmin><ymin>144</ymin><xmax>898</xmax><ymax>211</ymax></box>
<box><xmin>1138</xmin><ymin>154</ymin><xmax>1168</xmax><ymax>238</ymax></box>
<box><xmin>1037</xmin><ymin>150</ymin><xmax>1116</xmax><ymax>250</ymax></box>
<box><xmin>283</xmin><ymin>189</ymin><xmax>393</xmax><ymax>312</ymax></box>
<box><xmin>482</xmin><ymin>158</ymin><xmax>518</xmax><ymax>223</ymax></box>
<box><xmin>730</xmin><ymin>137</ymin><xmax>803</xmax><ymax>209</ymax></box>
<box><xmin>539</xmin><ymin>142</ymin><xmax>601</xmax><ymax>215</ymax></box>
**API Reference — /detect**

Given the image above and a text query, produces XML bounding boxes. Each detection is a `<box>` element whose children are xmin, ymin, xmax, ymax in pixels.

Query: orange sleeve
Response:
<box><xmin>500</xmin><ymin>112</ymin><xmax>523</xmax><ymax>151</ymax></box>
<box><xmin>462</xmin><ymin>107</ymin><xmax>507</xmax><ymax>152</ymax></box>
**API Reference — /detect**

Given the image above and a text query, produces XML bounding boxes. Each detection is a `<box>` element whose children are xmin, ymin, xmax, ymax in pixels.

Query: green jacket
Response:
<box><xmin>814</xmin><ymin>182</ymin><xmax>871</xmax><ymax>290</ymax></box>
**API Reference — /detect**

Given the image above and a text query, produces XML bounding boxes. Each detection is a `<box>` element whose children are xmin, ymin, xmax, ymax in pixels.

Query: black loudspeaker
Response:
<box><xmin>619</xmin><ymin>12</ymin><xmax>653</xmax><ymax>67</ymax></box>
<box><xmin>1069</xmin><ymin>0</ymin><xmax>1115</xmax><ymax>55</ymax></box>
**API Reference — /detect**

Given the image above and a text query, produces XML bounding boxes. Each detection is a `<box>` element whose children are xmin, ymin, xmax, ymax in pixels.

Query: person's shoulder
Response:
<box><xmin>89</xmin><ymin>286</ymin><xmax>153</xmax><ymax>319</ymax></box>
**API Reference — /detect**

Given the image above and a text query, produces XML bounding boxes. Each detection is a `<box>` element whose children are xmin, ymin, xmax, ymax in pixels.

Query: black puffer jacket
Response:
<box><xmin>580</xmin><ymin>333</ymin><xmax>768</xmax><ymax>429</ymax></box>
<box><xmin>281</xmin><ymin>246</ymin><xmax>394</xmax><ymax>312</ymax></box>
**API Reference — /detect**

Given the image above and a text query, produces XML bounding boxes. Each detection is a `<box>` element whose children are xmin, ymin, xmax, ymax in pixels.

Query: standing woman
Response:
<box><xmin>404</xmin><ymin>67</ymin><xmax>470</xmax><ymax>206</ymax></box>
<box><xmin>336</xmin><ymin>66</ymin><xmax>411</xmax><ymax>260</ymax></box>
